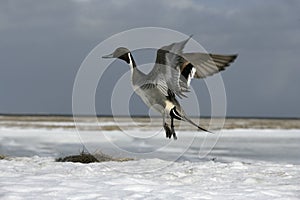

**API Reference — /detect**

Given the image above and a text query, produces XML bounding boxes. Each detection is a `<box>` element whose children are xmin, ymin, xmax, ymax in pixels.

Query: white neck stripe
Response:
<box><xmin>128</xmin><ymin>53</ymin><xmax>134</xmax><ymax>69</ymax></box>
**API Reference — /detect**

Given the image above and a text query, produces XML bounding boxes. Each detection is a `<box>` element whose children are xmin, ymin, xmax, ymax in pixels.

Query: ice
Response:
<box><xmin>0</xmin><ymin>123</ymin><xmax>300</xmax><ymax>199</ymax></box>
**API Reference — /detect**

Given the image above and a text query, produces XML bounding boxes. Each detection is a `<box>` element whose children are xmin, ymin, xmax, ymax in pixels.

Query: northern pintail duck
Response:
<box><xmin>103</xmin><ymin>36</ymin><xmax>237</xmax><ymax>139</ymax></box>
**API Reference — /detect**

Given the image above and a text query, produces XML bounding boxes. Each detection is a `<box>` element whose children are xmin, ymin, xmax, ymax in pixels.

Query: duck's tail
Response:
<box><xmin>170</xmin><ymin>107</ymin><xmax>212</xmax><ymax>133</ymax></box>
<box><xmin>182</xmin><ymin>115</ymin><xmax>213</xmax><ymax>133</ymax></box>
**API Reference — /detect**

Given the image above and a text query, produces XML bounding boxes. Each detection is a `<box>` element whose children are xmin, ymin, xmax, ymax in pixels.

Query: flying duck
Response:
<box><xmin>102</xmin><ymin>36</ymin><xmax>237</xmax><ymax>139</ymax></box>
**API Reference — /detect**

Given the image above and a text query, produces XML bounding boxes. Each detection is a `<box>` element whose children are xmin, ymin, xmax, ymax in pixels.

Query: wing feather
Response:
<box><xmin>149</xmin><ymin>36</ymin><xmax>192</xmax><ymax>98</ymax></box>
<box><xmin>182</xmin><ymin>53</ymin><xmax>237</xmax><ymax>79</ymax></box>
<box><xmin>148</xmin><ymin>37</ymin><xmax>237</xmax><ymax>98</ymax></box>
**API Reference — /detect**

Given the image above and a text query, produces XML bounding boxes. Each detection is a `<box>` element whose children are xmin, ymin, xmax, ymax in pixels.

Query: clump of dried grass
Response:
<box><xmin>56</xmin><ymin>150</ymin><xmax>133</xmax><ymax>164</ymax></box>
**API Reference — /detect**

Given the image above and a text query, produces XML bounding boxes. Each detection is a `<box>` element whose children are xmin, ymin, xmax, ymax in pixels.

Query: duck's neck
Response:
<box><xmin>126</xmin><ymin>52</ymin><xmax>136</xmax><ymax>72</ymax></box>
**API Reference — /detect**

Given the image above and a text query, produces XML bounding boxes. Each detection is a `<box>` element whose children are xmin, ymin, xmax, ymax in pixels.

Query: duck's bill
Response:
<box><xmin>102</xmin><ymin>53</ymin><xmax>114</xmax><ymax>59</ymax></box>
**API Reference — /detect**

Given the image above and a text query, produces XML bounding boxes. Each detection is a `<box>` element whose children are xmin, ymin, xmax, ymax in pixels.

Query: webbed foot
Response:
<box><xmin>164</xmin><ymin>123</ymin><xmax>177</xmax><ymax>140</ymax></box>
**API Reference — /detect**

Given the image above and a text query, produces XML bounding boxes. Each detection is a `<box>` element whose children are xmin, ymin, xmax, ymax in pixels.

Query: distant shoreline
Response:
<box><xmin>1</xmin><ymin>114</ymin><xmax>300</xmax><ymax>130</ymax></box>
<box><xmin>0</xmin><ymin>113</ymin><xmax>299</xmax><ymax>120</ymax></box>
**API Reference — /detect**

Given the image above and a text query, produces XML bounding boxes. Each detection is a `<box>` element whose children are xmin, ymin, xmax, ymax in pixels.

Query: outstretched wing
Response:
<box><xmin>149</xmin><ymin>36</ymin><xmax>192</xmax><ymax>98</ymax></box>
<box><xmin>179</xmin><ymin>53</ymin><xmax>237</xmax><ymax>88</ymax></box>
<box><xmin>182</xmin><ymin>53</ymin><xmax>237</xmax><ymax>78</ymax></box>
<box><xmin>149</xmin><ymin>36</ymin><xmax>238</xmax><ymax>98</ymax></box>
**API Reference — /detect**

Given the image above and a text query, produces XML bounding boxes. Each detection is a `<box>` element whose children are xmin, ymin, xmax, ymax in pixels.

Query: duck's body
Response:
<box><xmin>131</xmin><ymin>70</ymin><xmax>177</xmax><ymax>114</ymax></box>
<box><xmin>103</xmin><ymin>37</ymin><xmax>237</xmax><ymax>139</ymax></box>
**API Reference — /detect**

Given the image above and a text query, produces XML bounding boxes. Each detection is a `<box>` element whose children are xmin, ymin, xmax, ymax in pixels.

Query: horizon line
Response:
<box><xmin>0</xmin><ymin>113</ymin><xmax>299</xmax><ymax>120</ymax></box>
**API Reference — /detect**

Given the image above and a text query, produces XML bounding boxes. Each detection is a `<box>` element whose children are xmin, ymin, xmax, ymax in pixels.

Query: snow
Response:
<box><xmin>1</xmin><ymin>123</ymin><xmax>300</xmax><ymax>199</ymax></box>
<box><xmin>1</xmin><ymin>157</ymin><xmax>299</xmax><ymax>199</ymax></box>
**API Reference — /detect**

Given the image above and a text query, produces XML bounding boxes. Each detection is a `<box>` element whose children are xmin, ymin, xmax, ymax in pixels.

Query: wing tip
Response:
<box><xmin>231</xmin><ymin>54</ymin><xmax>238</xmax><ymax>62</ymax></box>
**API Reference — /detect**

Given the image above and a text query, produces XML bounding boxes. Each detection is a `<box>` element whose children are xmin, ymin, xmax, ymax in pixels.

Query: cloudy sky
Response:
<box><xmin>0</xmin><ymin>0</ymin><xmax>299</xmax><ymax>117</ymax></box>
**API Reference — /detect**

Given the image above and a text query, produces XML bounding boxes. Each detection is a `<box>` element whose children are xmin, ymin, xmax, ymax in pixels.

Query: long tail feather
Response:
<box><xmin>182</xmin><ymin>115</ymin><xmax>213</xmax><ymax>134</ymax></box>
<box><xmin>171</xmin><ymin>106</ymin><xmax>213</xmax><ymax>134</ymax></box>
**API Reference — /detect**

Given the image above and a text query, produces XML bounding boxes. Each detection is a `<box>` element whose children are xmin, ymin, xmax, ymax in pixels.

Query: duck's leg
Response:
<box><xmin>170</xmin><ymin>116</ymin><xmax>177</xmax><ymax>140</ymax></box>
<box><xmin>163</xmin><ymin>113</ymin><xmax>172</xmax><ymax>139</ymax></box>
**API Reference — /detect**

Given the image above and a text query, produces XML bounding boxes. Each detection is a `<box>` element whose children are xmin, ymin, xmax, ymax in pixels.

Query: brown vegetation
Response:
<box><xmin>56</xmin><ymin>151</ymin><xmax>133</xmax><ymax>164</ymax></box>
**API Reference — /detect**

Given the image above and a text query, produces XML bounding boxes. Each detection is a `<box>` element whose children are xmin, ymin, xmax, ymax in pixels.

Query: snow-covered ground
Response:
<box><xmin>0</xmin><ymin>121</ymin><xmax>300</xmax><ymax>199</ymax></box>
<box><xmin>1</xmin><ymin>156</ymin><xmax>299</xmax><ymax>200</ymax></box>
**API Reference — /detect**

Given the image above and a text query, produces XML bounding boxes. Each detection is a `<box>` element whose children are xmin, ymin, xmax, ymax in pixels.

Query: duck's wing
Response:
<box><xmin>182</xmin><ymin>53</ymin><xmax>237</xmax><ymax>78</ymax></box>
<box><xmin>149</xmin><ymin>36</ymin><xmax>238</xmax><ymax>98</ymax></box>
<box><xmin>149</xmin><ymin>36</ymin><xmax>192</xmax><ymax>98</ymax></box>
<box><xmin>179</xmin><ymin>53</ymin><xmax>237</xmax><ymax>88</ymax></box>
